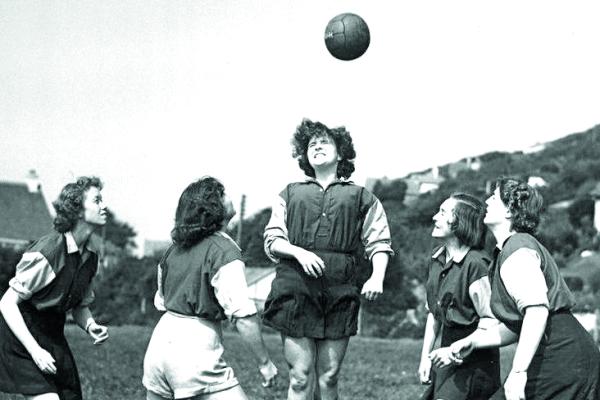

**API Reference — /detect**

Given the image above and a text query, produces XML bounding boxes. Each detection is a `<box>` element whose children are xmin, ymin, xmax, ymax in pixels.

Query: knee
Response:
<box><xmin>289</xmin><ymin>366</ymin><xmax>312</xmax><ymax>392</ymax></box>
<box><xmin>319</xmin><ymin>364</ymin><xmax>342</xmax><ymax>388</ymax></box>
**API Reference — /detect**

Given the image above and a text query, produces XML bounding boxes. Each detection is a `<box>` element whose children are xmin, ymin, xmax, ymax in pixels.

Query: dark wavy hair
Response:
<box><xmin>292</xmin><ymin>118</ymin><xmax>356</xmax><ymax>179</ymax></box>
<box><xmin>52</xmin><ymin>176</ymin><xmax>103</xmax><ymax>233</ymax></box>
<box><xmin>171</xmin><ymin>177</ymin><xmax>226</xmax><ymax>249</ymax></box>
<box><xmin>494</xmin><ymin>177</ymin><xmax>544</xmax><ymax>234</ymax></box>
<box><xmin>449</xmin><ymin>192</ymin><xmax>487</xmax><ymax>249</ymax></box>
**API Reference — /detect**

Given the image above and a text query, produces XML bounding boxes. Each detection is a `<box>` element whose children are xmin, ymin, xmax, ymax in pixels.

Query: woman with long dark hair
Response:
<box><xmin>143</xmin><ymin>177</ymin><xmax>277</xmax><ymax>400</ymax></box>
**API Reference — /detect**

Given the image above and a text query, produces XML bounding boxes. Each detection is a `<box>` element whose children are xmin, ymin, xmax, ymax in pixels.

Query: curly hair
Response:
<box><xmin>495</xmin><ymin>177</ymin><xmax>544</xmax><ymax>234</ymax></box>
<box><xmin>449</xmin><ymin>192</ymin><xmax>487</xmax><ymax>249</ymax></box>
<box><xmin>171</xmin><ymin>176</ymin><xmax>226</xmax><ymax>249</ymax></box>
<box><xmin>53</xmin><ymin>176</ymin><xmax>103</xmax><ymax>233</ymax></box>
<box><xmin>292</xmin><ymin>118</ymin><xmax>356</xmax><ymax>179</ymax></box>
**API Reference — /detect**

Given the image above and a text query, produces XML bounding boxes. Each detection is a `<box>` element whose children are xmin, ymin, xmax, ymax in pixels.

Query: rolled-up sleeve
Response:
<box><xmin>153</xmin><ymin>263</ymin><xmax>166</xmax><ymax>312</ymax></box>
<box><xmin>78</xmin><ymin>284</ymin><xmax>96</xmax><ymax>307</ymax></box>
<box><xmin>361</xmin><ymin>199</ymin><xmax>394</xmax><ymax>260</ymax></box>
<box><xmin>500</xmin><ymin>248</ymin><xmax>549</xmax><ymax>314</ymax></box>
<box><xmin>263</xmin><ymin>195</ymin><xmax>289</xmax><ymax>263</ymax></box>
<box><xmin>9</xmin><ymin>252</ymin><xmax>56</xmax><ymax>300</ymax></box>
<box><xmin>210</xmin><ymin>260</ymin><xmax>257</xmax><ymax>321</ymax></box>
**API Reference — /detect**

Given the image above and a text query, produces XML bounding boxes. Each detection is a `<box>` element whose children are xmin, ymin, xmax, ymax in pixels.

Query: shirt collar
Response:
<box><xmin>431</xmin><ymin>245</ymin><xmax>469</xmax><ymax>264</ymax></box>
<box><xmin>64</xmin><ymin>231</ymin><xmax>80</xmax><ymax>254</ymax></box>
<box><xmin>64</xmin><ymin>231</ymin><xmax>99</xmax><ymax>254</ymax></box>
<box><xmin>495</xmin><ymin>231</ymin><xmax>516</xmax><ymax>250</ymax></box>
<box><xmin>304</xmin><ymin>176</ymin><xmax>353</xmax><ymax>186</ymax></box>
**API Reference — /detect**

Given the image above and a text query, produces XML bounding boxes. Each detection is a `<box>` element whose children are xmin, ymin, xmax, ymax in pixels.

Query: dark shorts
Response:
<box><xmin>262</xmin><ymin>251</ymin><xmax>360</xmax><ymax>339</ymax></box>
<box><xmin>0</xmin><ymin>306</ymin><xmax>82</xmax><ymax>400</ymax></box>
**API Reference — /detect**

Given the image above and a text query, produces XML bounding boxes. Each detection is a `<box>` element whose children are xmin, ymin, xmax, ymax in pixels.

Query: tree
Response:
<box><xmin>103</xmin><ymin>209</ymin><xmax>137</xmax><ymax>254</ymax></box>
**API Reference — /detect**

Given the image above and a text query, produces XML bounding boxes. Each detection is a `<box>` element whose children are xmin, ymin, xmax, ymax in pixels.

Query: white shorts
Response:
<box><xmin>142</xmin><ymin>312</ymin><xmax>239</xmax><ymax>399</ymax></box>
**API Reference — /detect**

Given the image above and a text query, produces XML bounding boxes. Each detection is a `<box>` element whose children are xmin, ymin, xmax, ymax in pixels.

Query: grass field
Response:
<box><xmin>0</xmin><ymin>325</ymin><xmax>515</xmax><ymax>400</ymax></box>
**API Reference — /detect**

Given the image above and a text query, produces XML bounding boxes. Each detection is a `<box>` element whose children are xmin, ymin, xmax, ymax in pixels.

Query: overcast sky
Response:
<box><xmin>1</xmin><ymin>1</ymin><xmax>599</xmax><ymax>247</ymax></box>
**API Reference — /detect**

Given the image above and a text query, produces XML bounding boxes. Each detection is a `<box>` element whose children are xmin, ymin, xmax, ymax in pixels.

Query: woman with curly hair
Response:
<box><xmin>419</xmin><ymin>193</ymin><xmax>500</xmax><ymax>399</ymax></box>
<box><xmin>142</xmin><ymin>177</ymin><xmax>277</xmax><ymax>400</ymax></box>
<box><xmin>431</xmin><ymin>177</ymin><xmax>600</xmax><ymax>400</ymax></box>
<box><xmin>0</xmin><ymin>176</ymin><xmax>109</xmax><ymax>400</ymax></box>
<box><xmin>263</xmin><ymin>119</ymin><xmax>394</xmax><ymax>400</ymax></box>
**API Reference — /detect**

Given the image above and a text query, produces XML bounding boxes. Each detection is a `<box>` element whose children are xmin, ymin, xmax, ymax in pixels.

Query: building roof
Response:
<box><xmin>0</xmin><ymin>181</ymin><xmax>53</xmax><ymax>243</ymax></box>
<box><xmin>244</xmin><ymin>266</ymin><xmax>276</xmax><ymax>286</ymax></box>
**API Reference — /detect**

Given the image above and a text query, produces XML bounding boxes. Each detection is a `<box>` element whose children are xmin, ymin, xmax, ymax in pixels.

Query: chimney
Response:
<box><xmin>25</xmin><ymin>169</ymin><xmax>41</xmax><ymax>193</ymax></box>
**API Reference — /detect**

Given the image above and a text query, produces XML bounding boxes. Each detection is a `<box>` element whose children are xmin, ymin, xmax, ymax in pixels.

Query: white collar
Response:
<box><xmin>432</xmin><ymin>245</ymin><xmax>469</xmax><ymax>264</ymax></box>
<box><xmin>64</xmin><ymin>231</ymin><xmax>80</xmax><ymax>254</ymax></box>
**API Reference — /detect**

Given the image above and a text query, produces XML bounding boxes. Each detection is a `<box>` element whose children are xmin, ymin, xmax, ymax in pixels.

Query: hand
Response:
<box><xmin>504</xmin><ymin>370</ymin><xmax>527</xmax><ymax>400</ymax></box>
<box><xmin>429</xmin><ymin>347</ymin><xmax>458</xmax><ymax>368</ymax></box>
<box><xmin>418</xmin><ymin>357</ymin><xmax>432</xmax><ymax>384</ymax></box>
<box><xmin>449</xmin><ymin>337</ymin><xmax>474</xmax><ymax>362</ymax></box>
<box><xmin>294</xmin><ymin>248</ymin><xmax>325</xmax><ymax>278</ymax></box>
<box><xmin>258</xmin><ymin>359</ymin><xmax>278</xmax><ymax>388</ymax></box>
<box><xmin>87</xmin><ymin>322</ymin><xmax>109</xmax><ymax>345</ymax></box>
<box><xmin>29</xmin><ymin>345</ymin><xmax>56</xmax><ymax>375</ymax></box>
<box><xmin>361</xmin><ymin>277</ymin><xmax>383</xmax><ymax>301</ymax></box>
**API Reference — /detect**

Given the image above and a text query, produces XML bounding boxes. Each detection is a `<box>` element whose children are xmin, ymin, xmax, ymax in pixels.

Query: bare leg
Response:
<box><xmin>198</xmin><ymin>385</ymin><xmax>248</xmax><ymax>399</ymax></box>
<box><xmin>283</xmin><ymin>335</ymin><xmax>317</xmax><ymax>400</ymax></box>
<box><xmin>25</xmin><ymin>394</ymin><xmax>60</xmax><ymax>400</ymax></box>
<box><xmin>147</xmin><ymin>390</ymin><xmax>170</xmax><ymax>400</ymax></box>
<box><xmin>315</xmin><ymin>338</ymin><xmax>350</xmax><ymax>400</ymax></box>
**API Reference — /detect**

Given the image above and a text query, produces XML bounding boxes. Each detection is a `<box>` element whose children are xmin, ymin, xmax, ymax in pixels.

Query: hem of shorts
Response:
<box><xmin>143</xmin><ymin>379</ymin><xmax>240</xmax><ymax>399</ymax></box>
<box><xmin>262</xmin><ymin>319</ymin><xmax>357</xmax><ymax>340</ymax></box>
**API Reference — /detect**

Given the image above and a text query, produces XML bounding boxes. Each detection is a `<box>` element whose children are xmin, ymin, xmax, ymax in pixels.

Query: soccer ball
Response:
<box><xmin>324</xmin><ymin>13</ymin><xmax>370</xmax><ymax>61</ymax></box>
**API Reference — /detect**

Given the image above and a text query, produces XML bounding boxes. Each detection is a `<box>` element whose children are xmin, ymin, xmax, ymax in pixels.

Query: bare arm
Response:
<box><xmin>418</xmin><ymin>312</ymin><xmax>440</xmax><ymax>384</ymax></box>
<box><xmin>0</xmin><ymin>288</ymin><xmax>57</xmax><ymax>374</ymax></box>
<box><xmin>72</xmin><ymin>305</ymin><xmax>109</xmax><ymax>345</ymax></box>
<box><xmin>361</xmin><ymin>251</ymin><xmax>389</xmax><ymax>300</ymax></box>
<box><xmin>270</xmin><ymin>238</ymin><xmax>325</xmax><ymax>278</ymax></box>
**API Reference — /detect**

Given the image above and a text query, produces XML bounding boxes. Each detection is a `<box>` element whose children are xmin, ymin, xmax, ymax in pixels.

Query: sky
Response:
<box><xmin>1</xmin><ymin>1</ymin><xmax>600</xmax><ymax>248</ymax></box>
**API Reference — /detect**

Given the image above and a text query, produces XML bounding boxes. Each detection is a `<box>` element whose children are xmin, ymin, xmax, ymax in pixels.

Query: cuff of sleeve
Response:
<box><xmin>79</xmin><ymin>292</ymin><xmax>95</xmax><ymax>308</ymax></box>
<box><xmin>8</xmin><ymin>277</ymin><xmax>33</xmax><ymax>300</ymax></box>
<box><xmin>518</xmin><ymin>302</ymin><xmax>549</xmax><ymax>314</ymax></box>
<box><xmin>367</xmin><ymin>245</ymin><xmax>395</xmax><ymax>261</ymax></box>
<box><xmin>264</xmin><ymin>236</ymin><xmax>286</xmax><ymax>263</ymax></box>
<box><xmin>154</xmin><ymin>291</ymin><xmax>167</xmax><ymax>311</ymax></box>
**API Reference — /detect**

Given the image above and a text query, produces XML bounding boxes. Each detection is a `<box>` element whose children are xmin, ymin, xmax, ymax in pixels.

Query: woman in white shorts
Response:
<box><xmin>143</xmin><ymin>176</ymin><xmax>277</xmax><ymax>400</ymax></box>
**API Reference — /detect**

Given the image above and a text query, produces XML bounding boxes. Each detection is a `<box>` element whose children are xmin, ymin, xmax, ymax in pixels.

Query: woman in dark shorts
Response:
<box><xmin>0</xmin><ymin>176</ymin><xmax>109</xmax><ymax>400</ymax></box>
<box><xmin>420</xmin><ymin>193</ymin><xmax>500</xmax><ymax>399</ymax></box>
<box><xmin>432</xmin><ymin>177</ymin><xmax>600</xmax><ymax>400</ymax></box>
<box><xmin>262</xmin><ymin>119</ymin><xmax>394</xmax><ymax>400</ymax></box>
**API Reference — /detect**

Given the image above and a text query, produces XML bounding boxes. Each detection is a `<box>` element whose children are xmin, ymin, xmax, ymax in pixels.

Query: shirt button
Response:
<box><xmin>322</xmin><ymin>213</ymin><xmax>326</xmax><ymax>217</ymax></box>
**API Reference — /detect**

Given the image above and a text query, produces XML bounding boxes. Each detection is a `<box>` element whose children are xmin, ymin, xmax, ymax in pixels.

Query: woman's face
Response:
<box><xmin>431</xmin><ymin>198</ymin><xmax>457</xmax><ymax>239</ymax></box>
<box><xmin>484</xmin><ymin>187</ymin><xmax>510</xmax><ymax>226</ymax></box>
<box><xmin>82</xmin><ymin>186</ymin><xmax>108</xmax><ymax>226</ymax></box>
<box><xmin>307</xmin><ymin>134</ymin><xmax>340</xmax><ymax>170</ymax></box>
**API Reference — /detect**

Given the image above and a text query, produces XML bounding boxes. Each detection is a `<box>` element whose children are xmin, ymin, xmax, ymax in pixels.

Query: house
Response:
<box><xmin>244</xmin><ymin>266</ymin><xmax>276</xmax><ymax>311</ymax></box>
<box><xmin>0</xmin><ymin>171</ymin><xmax>53</xmax><ymax>249</ymax></box>
<box><xmin>403</xmin><ymin>167</ymin><xmax>446</xmax><ymax>205</ymax></box>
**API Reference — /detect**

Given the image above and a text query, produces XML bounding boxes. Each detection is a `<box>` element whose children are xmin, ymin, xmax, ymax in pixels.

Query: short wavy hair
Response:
<box><xmin>171</xmin><ymin>176</ymin><xmax>226</xmax><ymax>249</ymax></box>
<box><xmin>494</xmin><ymin>177</ymin><xmax>544</xmax><ymax>234</ymax></box>
<box><xmin>53</xmin><ymin>176</ymin><xmax>103</xmax><ymax>233</ymax></box>
<box><xmin>449</xmin><ymin>192</ymin><xmax>487</xmax><ymax>249</ymax></box>
<box><xmin>292</xmin><ymin>118</ymin><xmax>356</xmax><ymax>179</ymax></box>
